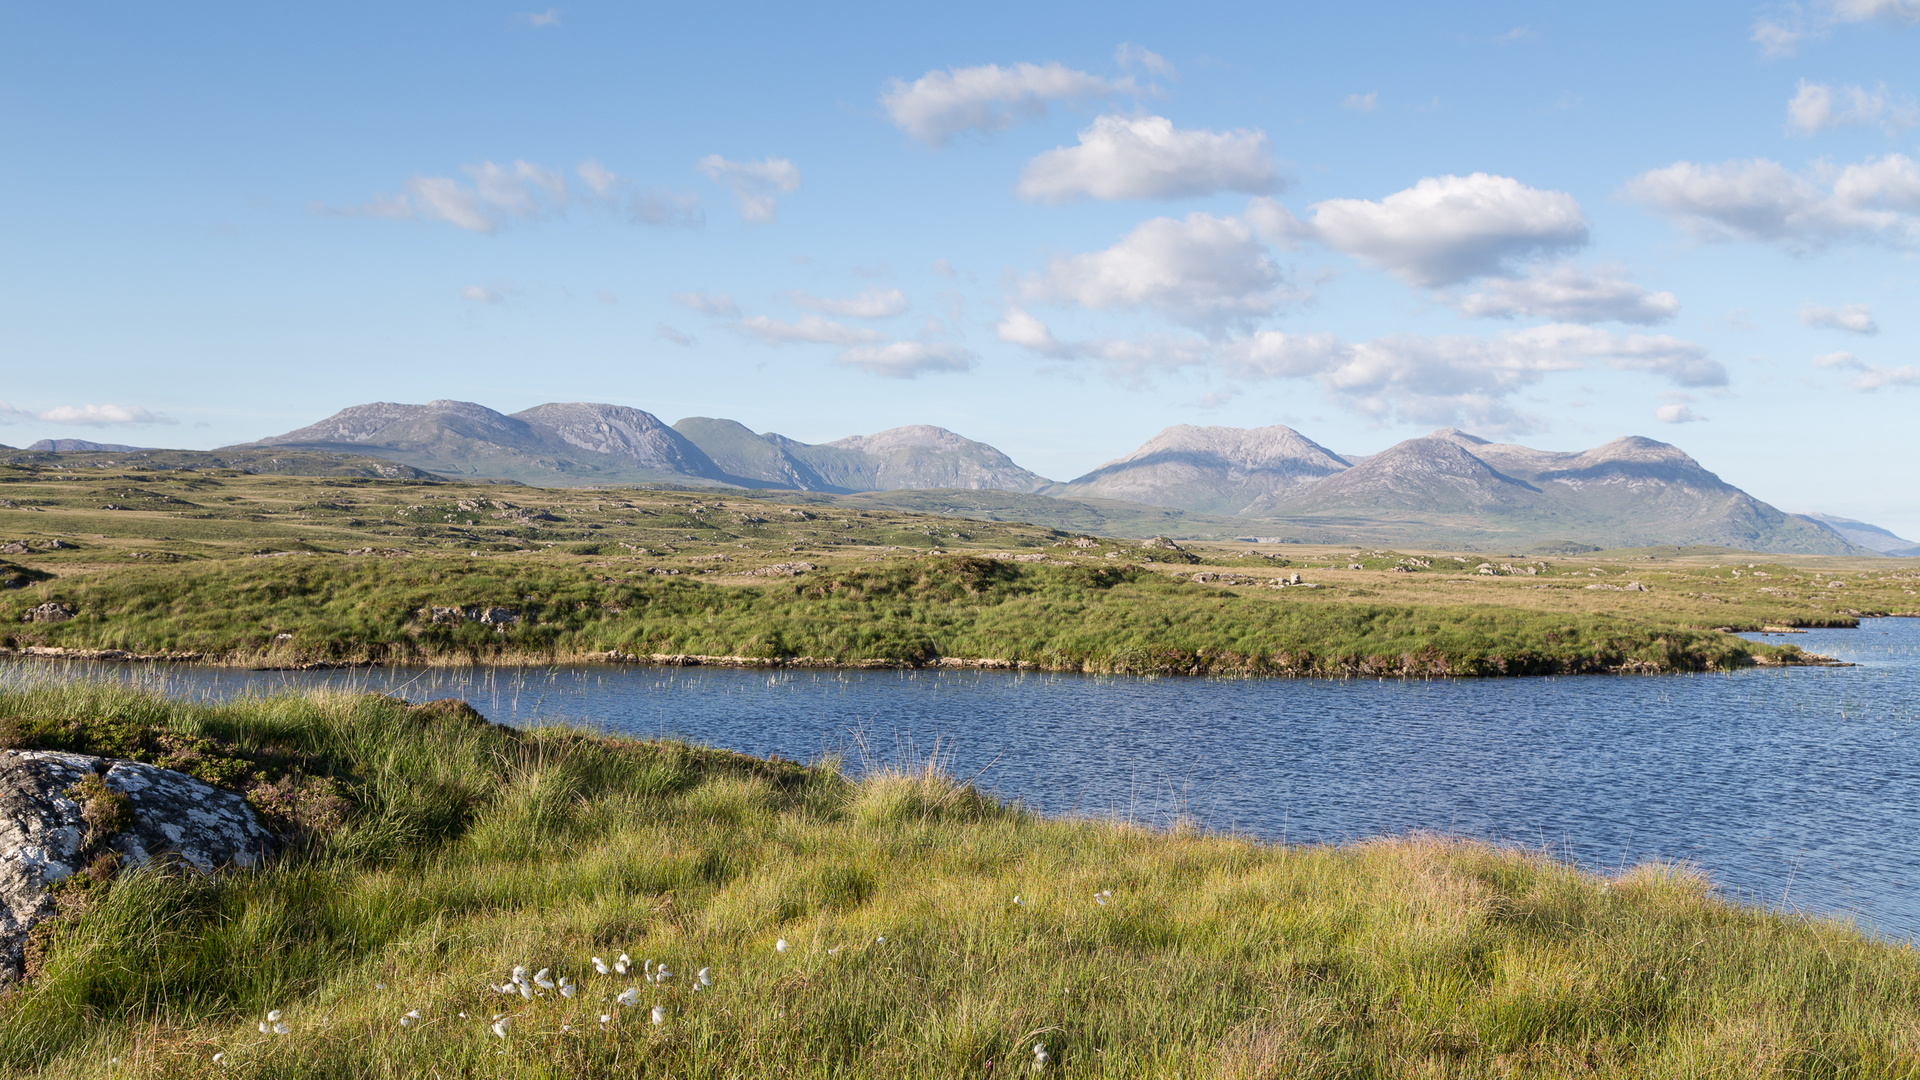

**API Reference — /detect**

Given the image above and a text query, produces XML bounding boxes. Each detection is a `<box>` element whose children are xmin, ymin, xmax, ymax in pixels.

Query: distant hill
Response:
<box><xmin>221</xmin><ymin>400</ymin><xmax>1875</xmax><ymax>555</ymax></box>
<box><xmin>1802</xmin><ymin>513</ymin><xmax>1920</xmax><ymax>557</ymax></box>
<box><xmin>27</xmin><ymin>439</ymin><xmax>155</xmax><ymax>452</ymax></box>
<box><xmin>1055</xmin><ymin>424</ymin><xmax>1348</xmax><ymax>514</ymax></box>
<box><xmin>0</xmin><ymin>446</ymin><xmax>441</xmax><ymax>479</ymax></box>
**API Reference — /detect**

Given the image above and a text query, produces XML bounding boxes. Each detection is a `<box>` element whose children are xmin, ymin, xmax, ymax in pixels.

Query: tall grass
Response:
<box><xmin>0</xmin><ymin>681</ymin><xmax>1914</xmax><ymax>1076</ymax></box>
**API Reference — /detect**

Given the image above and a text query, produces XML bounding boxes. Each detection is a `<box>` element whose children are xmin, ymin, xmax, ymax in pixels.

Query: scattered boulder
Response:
<box><xmin>0</xmin><ymin>750</ymin><xmax>275</xmax><ymax>981</ymax></box>
<box><xmin>421</xmin><ymin>606</ymin><xmax>520</xmax><ymax>627</ymax></box>
<box><xmin>749</xmin><ymin>562</ymin><xmax>816</xmax><ymax>577</ymax></box>
<box><xmin>1143</xmin><ymin>536</ymin><xmax>1185</xmax><ymax>551</ymax></box>
<box><xmin>21</xmin><ymin>602</ymin><xmax>76</xmax><ymax>624</ymax></box>
<box><xmin>0</xmin><ymin>543</ymin><xmax>26</xmax><ymax>556</ymax></box>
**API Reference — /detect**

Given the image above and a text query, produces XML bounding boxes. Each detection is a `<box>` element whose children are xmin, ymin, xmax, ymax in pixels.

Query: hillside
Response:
<box><xmin>1056</xmin><ymin>424</ymin><xmax>1349</xmax><ymax>514</ymax></box>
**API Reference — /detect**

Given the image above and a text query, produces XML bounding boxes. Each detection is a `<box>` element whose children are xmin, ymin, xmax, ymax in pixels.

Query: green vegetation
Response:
<box><xmin>4</xmin><ymin>462</ymin><xmax>1917</xmax><ymax>675</ymax></box>
<box><xmin>2</xmin><ymin>680</ymin><xmax>1917</xmax><ymax>1078</ymax></box>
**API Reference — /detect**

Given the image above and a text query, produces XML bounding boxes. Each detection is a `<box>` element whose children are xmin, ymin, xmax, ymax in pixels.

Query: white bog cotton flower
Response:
<box><xmin>272</xmin><ymin>1022</ymin><xmax>290</xmax><ymax>1036</ymax></box>
<box><xmin>265</xmin><ymin>1011</ymin><xmax>282</xmax><ymax>1023</ymax></box>
<box><xmin>697</xmin><ymin>967</ymin><xmax>712</xmax><ymax>986</ymax></box>
<box><xmin>592</xmin><ymin>955</ymin><xmax>609</xmax><ymax>975</ymax></box>
<box><xmin>534</xmin><ymin>968</ymin><xmax>554</xmax><ymax>990</ymax></box>
<box><xmin>650</xmin><ymin>1005</ymin><xmax>666</xmax><ymax>1026</ymax></box>
<box><xmin>616</xmin><ymin>987</ymin><xmax>641</xmax><ymax>1007</ymax></box>
<box><xmin>560</xmin><ymin>978</ymin><xmax>577</xmax><ymax>998</ymax></box>
<box><xmin>775</xmin><ymin>938</ymin><xmax>790</xmax><ymax>953</ymax></box>
<box><xmin>491</xmin><ymin>1018</ymin><xmax>509</xmax><ymax>1040</ymax></box>
<box><xmin>655</xmin><ymin>965</ymin><xmax>671</xmax><ymax>982</ymax></box>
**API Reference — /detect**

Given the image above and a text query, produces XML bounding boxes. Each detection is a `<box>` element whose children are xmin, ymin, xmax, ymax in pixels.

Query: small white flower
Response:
<box><xmin>561</xmin><ymin>1023</ymin><xmax>571</xmax><ymax>1033</ymax></box>
<box><xmin>257</xmin><ymin>1022</ymin><xmax>269</xmax><ymax>1034</ymax></box>
<box><xmin>650</xmin><ymin>1005</ymin><xmax>666</xmax><ymax>1026</ymax></box>
<box><xmin>374</xmin><ymin>981</ymin><xmax>386</xmax><ymax>990</ymax></box>
<box><xmin>592</xmin><ymin>955</ymin><xmax>610</xmax><ymax>975</ymax></box>
<box><xmin>1102</xmin><ymin>889</ymin><xmax>1112</xmax><ymax>898</ymax></box>
<box><xmin>458</xmin><ymin>1011</ymin><xmax>467</xmax><ymax>1018</ymax></box>
<box><xmin>559</xmin><ymin>977</ymin><xmax>577</xmax><ymax>998</ymax></box>
<box><xmin>511</xmin><ymin>965</ymin><xmax>528</xmax><ymax>985</ymax></box>
<box><xmin>534</xmin><ymin>968</ymin><xmax>554</xmax><ymax>990</ymax></box>
<box><xmin>655</xmin><ymin>965</ymin><xmax>671</xmax><ymax>982</ymax></box>
<box><xmin>616</xmin><ymin>987</ymin><xmax>641</xmax><ymax>1007</ymax></box>
<box><xmin>518</xmin><ymin>983</ymin><xmax>532</xmax><ymax>1000</ymax></box>
<box><xmin>265</xmin><ymin>1011</ymin><xmax>283</xmax><ymax>1023</ymax></box>
<box><xmin>875</xmin><ymin>936</ymin><xmax>886</xmax><ymax>944</ymax></box>
<box><xmin>1094</xmin><ymin>894</ymin><xmax>1106</xmax><ymax>906</ymax></box>
<box><xmin>1034</xmin><ymin>1044</ymin><xmax>1049</xmax><ymax>1071</ymax></box>
<box><xmin>272</xmin><ymin>1022</ymin><xmax>290</xmax><ymax>1036</ymax></box>
<box><xmin>1013</xmin><ymin>894</ymin><xmax>1022</xmax><ymax>906</ymax></box>
<box><xmin>491</xmin><ymin>1018</ymin><xmax>509</xmax><ymax>1039</ymax></box>
<box><xmin>399</xmin><ymin>1016</ymin><xmax>413</xmax><ymax>1028</ymax></box>
<box><xmin>599</xmin><ymin>1013</ymin><xmax>611</xmax><ymax>1025</ymax></box>
<box><xmin>697</xmin><ymin>967</ymin><xmax>712</xmax><ymax>986</ymax></box>
<box><xmin>775</xmin><ymin>938</ymin><xmax>790</xmax><ymax>953</ymax></box>
<box><xmin>212</xmin><ymin>1052</ymin><xmax>226</xmax><ymax>1066</ymax></box>
<box><xmin>615</xmin><ymin>952</ymin><xmax>631</xmax><ymax>975</ymax></box>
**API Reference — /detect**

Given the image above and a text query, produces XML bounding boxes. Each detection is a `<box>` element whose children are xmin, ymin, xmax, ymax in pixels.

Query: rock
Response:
<box><xmin>45</xmin><ymin>540</ymin><xmax>68</xmax><ymax>550</ymax></box>
<box><xmin>749</xmin><ymin>562</ymin><xmax>816</xmax><ymax>577</ymax></box>
<box><xmin>477</xmin><ymin>607</ymin><xmax>518</xmax><ymax>627</ymax></box>
<box><xmin>21</xmin><ymin>602</ymin><xmax>76</xmax><ymax>624</ymax></box>
<box><xmin>1143</xmin><ymin>536</ymin><xmax>1185</xmax><ymax>551</ymax></box>
<box><xmin>0</xmin><ymin>751</ymin><xmax>275</xmax><ymax>980</ymax></box>
<box><xmin>422</xmin><ymin>605</ymin><xmax>519</xmax><ymax>627</ymax></box>
<box><xmin>0</xmin><ymin>543</ymin><xmax>26</xmax><ymax>555</ymax></box>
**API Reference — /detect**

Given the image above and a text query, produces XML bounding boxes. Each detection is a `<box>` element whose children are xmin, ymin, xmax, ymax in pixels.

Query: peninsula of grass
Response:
<box><xmin>4</xmin><ymin>461</ymin><xmax>1915</xmax><ymax>677</ymax></box>
<box><xmin>2</xmin><ymin>679</ymin><xmax>1917</xmax><ymax>1078</ymax></box>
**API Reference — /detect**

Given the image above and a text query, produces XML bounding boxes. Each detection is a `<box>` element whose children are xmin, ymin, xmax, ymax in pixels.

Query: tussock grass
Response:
<box><xmin>0</xmin><ymin>681</ymin><xmax>1916</xmax><ymax>1077</ymax></box>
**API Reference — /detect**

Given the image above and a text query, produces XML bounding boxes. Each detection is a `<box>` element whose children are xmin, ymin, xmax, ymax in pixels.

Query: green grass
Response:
<box><xmin>1</xmin><ymin>554</ymin><xmax>1800</xmax><ymax>675</ymax></box>
<box><xmin>1</xmin><ymin>679</ymin><xmax>1917</xmax><ymax>1078</ymax></box>
<box><xmin>5</xmin><ymin>462</ymin><xmax>1917</xmax><ymax>677</ymax></box>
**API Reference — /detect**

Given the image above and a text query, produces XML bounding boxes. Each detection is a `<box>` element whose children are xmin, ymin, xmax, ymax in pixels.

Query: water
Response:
<box><xmin>7</xmin><ymin>619</ymin><xmax>1918</xmax><ymax>939</ymax></box>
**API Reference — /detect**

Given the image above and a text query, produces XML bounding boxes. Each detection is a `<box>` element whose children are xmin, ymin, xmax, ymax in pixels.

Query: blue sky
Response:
<box><xmin>3</xmin><ymin>2</ymin><xmax>1916</xmax><ymax>534</ymax></box>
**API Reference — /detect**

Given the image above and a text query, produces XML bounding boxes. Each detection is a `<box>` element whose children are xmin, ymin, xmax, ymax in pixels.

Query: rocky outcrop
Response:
<box><xmin>0</xmin><ymin>751</ymin><xmax>275</xmax><ymax>980</ymax></box>
<box><xmin>21</xmin><ymin>602</ymin><xmax>75</xmax><ymax>624</ymax></box>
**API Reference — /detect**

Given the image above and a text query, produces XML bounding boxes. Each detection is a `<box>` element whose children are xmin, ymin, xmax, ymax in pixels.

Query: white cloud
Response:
<box><xmin>671</xmin><ymin>291</ymin><xmax>740</xmax><ymax>318</ymax></box>
<box><xmin>835</xmin><ymin>342</ymin><xmax>973</xmax><ymax>378</ymax></box>
<box><xmin>1114</xmin><ymin>43</ymin><xmax>1175</xmax><ymax>77</ymax></box>
<box><xmin>1624</xmin><ymin>154</ymin><xmax>1920</xmax><ymax>249</ymax></box>
<box><xmin>1292</xmin><ymin>173</ymin><xmax>1589</xmax><ymax>287</ymax></box>
<box><xmin>880</xmin><ymin>62</ymin><xmax>1137</xmax><ymax>145</ymax></box>
<box><xmin>789</xmin><ymin>287</ymin><xmax>909</xmax><ymax>319</ymax></box>
<box><xmin>1786</xmin><ymin>79</ymin><xmax>1917</xmax><ymax>134</ymax></box>
<box><xmin>1018</xmin><ymin>115</ymin><xmax>1278</xmax><ymax>203</ymax></box>
<box><xmin>327</xmin><ymin>158</ymin><xmax>702</xmax><ymax>232</ymax></box>
<box><xmin>1754</xmin><ymin>0</ymin><xmax>1920</xmax><ymax>56</ymax></box>
<box><xmin>519</xmin><ymin>8</ymin><xmax>561</xmax><ymax>27</ymax></box>
<box><xmin>0</xmin><ymin>400</ymin><xmax>176</xmax><ymax>426</ymax></box>
<box><xmin>1816</xmin><ymin>350</ymin><xmax>1919</xmax><ymax>389</ymax></box>
<box><xmin>1021</xmin><ymin>211</ymin><xmax>1295</xmax><ymax>331</ymax></box>
<box><xmin>1801</xmin><ymin>301</ymin><xmax>1880</xmax><ymax>334</ymax></box>
<box><xmin>1451</xmin><ymin>264</ymin><xmax>1680</xmax><ymax>325</ymax></box>
<box><xmin>461</xmin><ymin>285</ymin><xmax>505</xmax><ymax>304</ymax></box>
<box><xmin>654</xmin><ymin>324</ymin><xmax>695</xmax><ymax>347</ymax></box>
<box><xmin>697</xmin><ymin>155</ymin><xmax>800</xmax><ymax>223</ymax></box>
<box><xmin>1341</xmin><ymin>92</ymin><xmax>1379</xmax><ymax>112</ymax></box>
<box><xmin>739</xmin><ymin>315</ymin><xmax>886</xmax><ymax>347</ymax></box>
<box><xmin>997</xmin><ymin>313</ymin><xmax>1721</xmax><ymax>431</ymax></box>
<box><xmin>1656</xmin><ymin>402</ymin><xmax>1704</xmax><ymax>423</ymax></box>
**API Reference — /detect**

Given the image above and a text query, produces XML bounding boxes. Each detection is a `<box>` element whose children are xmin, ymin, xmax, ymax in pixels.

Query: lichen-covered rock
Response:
<box><xmin>0</xmin><ymin>750</ymin><xmax>275</xmax><ymax>980</ymax></box>
<box><xmin>20</xmin><ymin>602</ymin><xmax>75</xmax><ymax>623</ymax></box>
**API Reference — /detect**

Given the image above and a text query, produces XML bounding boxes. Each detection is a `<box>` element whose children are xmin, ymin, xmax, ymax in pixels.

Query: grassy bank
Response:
<box><xmin>0</xmin><ymin>681</ymin><xmax>1916</xmax><ymax>1077</ymax></box>
<box><xmin>1</xmin><ymin>554</ymin><xmax>1803</xmax><ymax>675</ymax></box>
<box><xmin>6</xmin><ymin>463</ymin><xmax>1917</xmax><ymax>676</ymax></box>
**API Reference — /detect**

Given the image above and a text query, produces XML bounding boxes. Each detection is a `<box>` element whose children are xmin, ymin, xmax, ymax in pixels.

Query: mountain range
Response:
<box><xmin>206</xmin><ymin>399</ymin><xmax>1897</xmax><ymax>555</ymax></box>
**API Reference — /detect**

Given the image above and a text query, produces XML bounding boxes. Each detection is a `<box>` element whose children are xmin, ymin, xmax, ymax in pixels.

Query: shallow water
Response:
<box><xmin>7</xmin><ymin>618</ymin><xmax>1918</xmax><ymax>939</ymax></box>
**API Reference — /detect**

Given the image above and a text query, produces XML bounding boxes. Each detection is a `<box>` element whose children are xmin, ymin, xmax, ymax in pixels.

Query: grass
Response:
<box><xmin>4</xmin><ymin>462</ymin><xmax>1918</xmax><ymax>676</ymax></box>
<box><xmin>1</xmin><ymin>678</ymin><xmax>1917</xmax><ymax>1077</ymax></box>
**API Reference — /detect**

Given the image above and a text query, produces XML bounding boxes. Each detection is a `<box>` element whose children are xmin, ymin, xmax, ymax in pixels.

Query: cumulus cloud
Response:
<box><xmin>1624</xmin><ymin>154</ymin><xmax>1920</xmax><ymax>249</ymax></box>
<box><xmin>696</xmin><ymin>155</ymin><xmax>801</xmax><ymax>223</ymax></box>
<box><xmin>790</xmin><ymin>287</ymin><xmax>909</xmax><ymax>319</ymax></box>
<box><xmin>1656</xmin><ymin>401</ymin><xmax>1704</xmax><ymax>423</ymax></box>
<box><xmin>1753</xmin><ymin>0</ymin><xmax>1920</xmax><ymax>57</ymax></box>
<box><xmin>1451</xmin><ymin>263</ymin><xmax>1680</xmax><ymax>325</ymax></box>
<box><xmin>0</xmin><ymin>400</ymin><xmax>176</xmax><ymax>426</ymax></box>
<box><xmin>519</xmin><ymin>8</ymin><xmax>561</xmax><ymax>27</ymax></box>
<box><xmin>461</xmin><ymin>285</ymin><xmax>505</xmax><ymax>304</ymax></box>
<box><xmin>1114</xmin><ymin>43</ymin><xmax>1175</xmax><ymax>77</ymax></box>
<box><xmin>325</xmin><ymin>158</ymin><xmax>700</xmax><ymax>232</ymax></box>
<box><xmin>1786</xmin><ymin>79</ymin><xmax>1917</xmax><ymax>134</ymax></box>
<box><xmin>1341</xmin><ymin>92</ymin><xmax>1379</xmax><ymax>112</ymax></box>
<box><xmin>1816</xmin><ymin>350</ymin><xmax>1919</xmax><ymax>389</ymax></box>
<box><xmin>1801</xmin><ymin>301</ymin><xmax>1880</xmax><ymax>334</ymax></box>
<box><xmin>995</xmin><ymin>311</ymin><xmax>1721</xmax><ymax>430</ymax></box>
<box><xmin>671</xmin><ymin>291</ymin><xmax>740</xmax><ymax>318</ymax></box>
<box><xmin>880</xmin><ymin>62</ymin><xmax>1137</xmax><ymax>145</ymax></box>
<box><xmin>654</xmin><ymin>324</ymin><xmax>696</xmax><ymax>346</ymax></box>
<box><xmin>835</xmin><ymin>341</ymin><xmax>973</xmax><ymax>378</ymax></box>
<box><xmin>1297</xmin><ymin>173</ymin><xmax>1589</xmax><ymax>287</ymax></box>
<box><xmin>1021</xmin><ymin>211</ymin><xmax>1295</xmax><ymax>331</ymax></box>
<box><xmin>1018</xmin><ymin>115</ymin><xmax>1278</xmax><ymax>202</ymax></box>
<box><xmin>739</xmin><ymin>315</ymin><xmax>886</xmax><ymax>347</ymax></box>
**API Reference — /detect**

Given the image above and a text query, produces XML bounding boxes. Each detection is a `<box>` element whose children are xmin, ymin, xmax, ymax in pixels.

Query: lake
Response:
<box><xmin>7</xmin><ymin>617</ymin><xmax>1917</xmax><ymax>939</ymax></box>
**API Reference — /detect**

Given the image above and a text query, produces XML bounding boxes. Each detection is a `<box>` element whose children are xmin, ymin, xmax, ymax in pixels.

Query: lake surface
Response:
<box><xmin>7</xmin><ymin>618</ymin><xmax>1918</xmax><ymax>940</ymax></box>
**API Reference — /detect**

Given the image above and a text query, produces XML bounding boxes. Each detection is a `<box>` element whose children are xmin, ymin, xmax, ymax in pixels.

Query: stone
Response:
<box><xmin>0</xmin><ymin>750</ymin><xmax>275</xmax><ymax>980</ymax></box>
<box><xmin>0</xmin><ymin>543</ymin><xmax>26</xmax><ymax>555</ymax></box>
<box><xmin>21</xmin><ymin>602</ymin><xmax>76</xmax><ymax>624</ymax></box>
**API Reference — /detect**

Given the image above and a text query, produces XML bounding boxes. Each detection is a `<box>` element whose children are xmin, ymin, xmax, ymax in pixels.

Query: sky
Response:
<box><xmin>2</xmin><ymin>1</ymin><xmax>1916</xmax><ymax>535</ymax></box>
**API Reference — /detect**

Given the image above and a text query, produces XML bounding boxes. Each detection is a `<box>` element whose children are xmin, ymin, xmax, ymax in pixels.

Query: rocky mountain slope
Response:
<box><xmin>221</xmin><ymin>400</ymin><xmax>1879</xmax><ymax>555</ymax></box>
<box><xmin>1803</xmin><ymin>513</ymin><xmax>1920</xmax><ymax>557</ymax></box>
<box><xmin>1056</xmin><ymin>425</ymin><xmax>1349</xmax><ymax>514</ymax></box>
<box><xmin>26</xmin><ymin>439</ymin><xmax>155</xmax><ymax>452</ymax></box>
